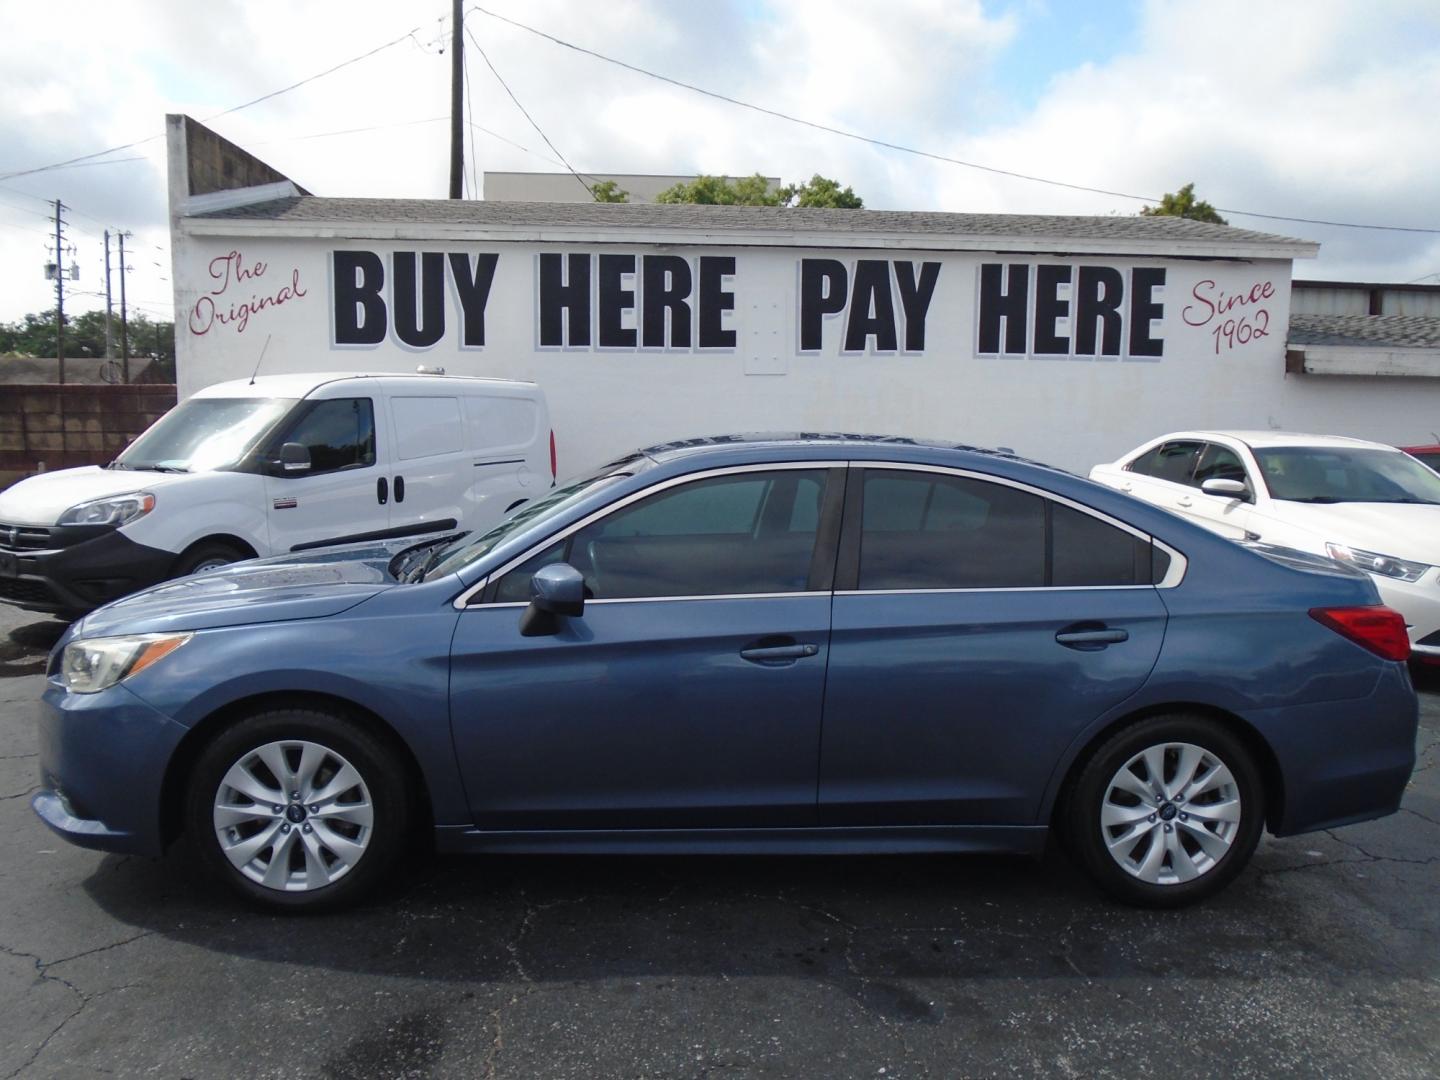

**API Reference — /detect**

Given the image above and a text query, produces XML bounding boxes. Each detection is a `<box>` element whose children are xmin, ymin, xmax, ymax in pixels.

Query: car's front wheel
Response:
<box><xmin>184</xmin><ymin>707</ymin><xmax>411</xmax><ymax>911</ymax></box>
<box><xmin>1065</xmin><ymin>714</ymin><xmax>1265</xmax><ymax>907</ymax></box>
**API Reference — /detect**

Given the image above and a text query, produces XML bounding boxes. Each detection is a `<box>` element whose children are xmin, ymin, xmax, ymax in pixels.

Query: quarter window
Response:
<box><xmin>492</xmin><ymin>470</ymin><xmax>828</xmax><ymax>601</ymax></box>
<box><xmin>1051</xmin><ymin>503</ymin><xmax>1153</xmax><ymax>586</ymax></box>
<box><xmin>276</xmin><ymin>398</ymin><xmax>376</xmax><ymax>474</ymax></box>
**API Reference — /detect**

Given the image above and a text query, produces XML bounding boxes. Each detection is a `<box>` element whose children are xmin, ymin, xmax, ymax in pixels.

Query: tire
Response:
<box><xmin>173</xmin><ymin>540</ymin><xmax>248</xmax><ymax>578</ymax></box>
<box><xmin>1064</xmin><ymin>714</ymin><xmax>1265</xmax><ymax>908</ymax></box>
<box><xmin>184</xmin><ymin>708</ymin><xmax>412</xmax><ymax>912</ymax></box>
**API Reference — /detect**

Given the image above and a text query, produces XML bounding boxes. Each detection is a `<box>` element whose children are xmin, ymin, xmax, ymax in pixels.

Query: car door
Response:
<box><xmin>819</xmin><ymin>465</ymin><xmax>1169</xmax><ymax>826</ymax></box>
<box><xmin>1177</xmin><ymin>441</ymin><xmax>1258</xmax><ymax>540</ymax></box>
<box><xmin>1116</xmin><ymin>440</ymin><xmax>1204</xmax><ymax>518</ymax></box>
<box><xmin>262</xmin><ymin>394</ymin><xmax>392</xmax><ymax>554</ymax></box>
<box><xmin>448</xmin><ymin>464</ymin><xmax>843</xmax><ymax>829</ymax></box>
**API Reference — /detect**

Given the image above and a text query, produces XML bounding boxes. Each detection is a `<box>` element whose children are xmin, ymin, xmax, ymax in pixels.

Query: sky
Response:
<box><xmin>1</xmin><ymin>0</ymin><xmax>1438</xmax><ymax>326</ymax></box>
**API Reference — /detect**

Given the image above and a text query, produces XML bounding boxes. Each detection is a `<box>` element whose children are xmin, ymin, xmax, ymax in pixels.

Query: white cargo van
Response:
<box><xmin>0</xmin><ymin>372</ymin><xmax>553</xmax><ymax>618</ymax></box>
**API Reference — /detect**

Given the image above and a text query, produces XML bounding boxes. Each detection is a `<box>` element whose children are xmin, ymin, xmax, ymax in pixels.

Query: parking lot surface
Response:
<box><xmin>0</xmin><ymin>604</ymin><xmax>1436</xmax><ymax>1079</ymax></box>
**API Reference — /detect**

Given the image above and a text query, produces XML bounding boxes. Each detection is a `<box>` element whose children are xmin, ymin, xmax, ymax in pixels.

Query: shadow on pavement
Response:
<box><xmin>0</xmin><ymin>615</ymin><xmax>67</xmax><ymax>679</ymax></box>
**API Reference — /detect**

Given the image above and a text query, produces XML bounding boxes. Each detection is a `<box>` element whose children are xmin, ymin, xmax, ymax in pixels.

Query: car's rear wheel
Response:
<box><xmin>184</xmin><ymin>708</ymin><xmax>411</xmax><ymax>911</ymax></box>
<box><xmin>1065</xmin><ymin>714</ymin><xmax>1264</xmax><ymax>907</ymax></box>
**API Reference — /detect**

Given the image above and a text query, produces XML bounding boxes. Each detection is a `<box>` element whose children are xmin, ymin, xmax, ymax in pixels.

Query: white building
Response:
<box><xmin>167</xmin><ymin>115</ymin><xmax>1440</xmax><ymax>476</ymax></box>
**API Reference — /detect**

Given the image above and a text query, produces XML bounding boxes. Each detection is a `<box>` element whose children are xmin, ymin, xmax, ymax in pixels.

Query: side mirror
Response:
<box><xmin>519</xmin><ymin>563</ymin><xmax>586</xmax><ymax>636</ymax></box>
<box><xmin>278</xmin><ymin>442</ymin><xmax>311</xmax><ymax>474</ymax></box>
<box><xmin>1201</xmin><ymin>478</ymin><xmax>1247</xmax><ymax>498</ymax></box>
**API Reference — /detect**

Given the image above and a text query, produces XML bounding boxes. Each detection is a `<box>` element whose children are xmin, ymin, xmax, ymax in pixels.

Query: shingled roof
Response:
<box><xmin>1288</xmin><ymin>313</ymin><xmax>1440</xmax><ymax>349</ymax></box>
<box><xmin>187</xmin><ymin>196</ymin><xmax>1315</xmax><ymax>258</ymax></box>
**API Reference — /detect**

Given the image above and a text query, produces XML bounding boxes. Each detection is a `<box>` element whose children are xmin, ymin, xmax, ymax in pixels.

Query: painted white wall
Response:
<box><xmin>170</xmin><ymin>233</ymin><xmax>1439</xmax><ymax>478</ymax></box>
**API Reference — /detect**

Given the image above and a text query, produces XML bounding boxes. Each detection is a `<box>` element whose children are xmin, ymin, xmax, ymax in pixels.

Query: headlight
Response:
<box><xmin>59</xmin><ymin>633</ymin><xmax>192</xmax><ymax>694</ymax></box>
<box><xmin>1325</xmin><ymin>542</ymin><xmax>1431</xmax><ymax>583</ymax></box>
<box><xmin>57</xmin><ymin>492</ymin><xmax>155</xmax><ymax>527</ymax></box>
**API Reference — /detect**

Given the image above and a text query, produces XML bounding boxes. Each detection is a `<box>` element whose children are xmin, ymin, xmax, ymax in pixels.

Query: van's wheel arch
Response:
<box><xmin>172</xmin><ymin>538</ymin><xmax>253</xmax><ymax>577</ymax></box>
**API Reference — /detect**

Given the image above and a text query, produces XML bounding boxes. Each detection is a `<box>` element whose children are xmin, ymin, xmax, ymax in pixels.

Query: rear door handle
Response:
<box><xmin>1176</xmin><ymin>496</ymin><xmax>1193</xmax><ymax>508</ymax></box>
<box><xmin>740</xmin><ymin>641</ymin><xmax>820</xmax><ymax>663</ymax></box>
<box><xmin>1055</xmin><ymin>627</ymin><xmax>1129</xmax><ymax>648</ymax></box>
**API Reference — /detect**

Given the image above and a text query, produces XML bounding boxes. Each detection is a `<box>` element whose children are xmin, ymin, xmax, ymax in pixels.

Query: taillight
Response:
<box><xmin>1309</xmin><ymin>606</ymin><xmax>1411</xmax><ymax>662</ymax></box>
<box><xmin>549</xmin><ymin>429</ymin><xmax>557</xmax><ymax>482</ymax></box>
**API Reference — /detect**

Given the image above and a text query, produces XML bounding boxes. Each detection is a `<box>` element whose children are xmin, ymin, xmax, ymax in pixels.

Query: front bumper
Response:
<box><xmin>0</xmin><ymin>523</ymin><xmax>174</xmax><ymax>617</ymax></box>
<box><xmin>34</xmin><ymin>678</ymin><xmax>190</xmax><ymax>856</ymax></box>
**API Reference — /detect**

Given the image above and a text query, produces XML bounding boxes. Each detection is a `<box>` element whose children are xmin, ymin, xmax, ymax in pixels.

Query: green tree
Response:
<box><xmin>590</xmin><ymin>180</ymin><xmax>630</xmax><ymax>203</ymax></box>
<box><xmin>779</xmin><ymin>174</ymin><xmax>863</xmax><ymax>208</ymax></box>
<box><xmin>1140</xmin><ymin>182</ymin><xmax>1227</xmax><ymax>225</ymax></box>
<box><xmin>656</xmin><ymin>172</ymin><xmax>863</xmax><ymax>208</ymax></box>
<box><xmin>0</xmin><ymin>307</ymin><xmax>175</xmax><ymax>378</ymax></box>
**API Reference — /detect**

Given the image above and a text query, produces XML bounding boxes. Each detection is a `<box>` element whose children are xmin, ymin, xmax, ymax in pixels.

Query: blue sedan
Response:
<box><xmin>34</xmin><ymin>436</ymin><xmax>1418</xmax><ymax>910</ymax></box>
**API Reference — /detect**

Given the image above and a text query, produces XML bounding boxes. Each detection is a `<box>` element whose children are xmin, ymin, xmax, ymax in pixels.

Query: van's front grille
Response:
<box><xmin>0</xmin><ymin>523</ymin><xmax>53</xmax><ymax>553</ymax></box>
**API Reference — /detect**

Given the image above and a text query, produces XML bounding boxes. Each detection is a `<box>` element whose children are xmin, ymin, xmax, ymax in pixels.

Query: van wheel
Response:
<box><xmin>1063</xmin><ymin>714</ymin><xmax>1264</xmax><ymax>908</ymax></box>
<box><xmin>173</xmin><ymin>540</ymin><xmax>248</xmax><ymax>577</ymax></box>
<box><xmin>184</xmin><ymin>707</ymin><xmax>411</xmax><ymax>911</ymax></box>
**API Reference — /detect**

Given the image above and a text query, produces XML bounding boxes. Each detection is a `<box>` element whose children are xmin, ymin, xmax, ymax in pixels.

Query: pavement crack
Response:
<box><xmin>45</xmin><ymin>931</ymin><xmax>155</xmax><ymax>970</ymax></box>
<box><xmin>0</xmin><ymin>786</ymin><xmax>38</xmax><ymax>802</ymax></box>
<box><xmin>1399</xmin><ymin>807</ymin><xmax>1440</xmax><ymax>828</ymax></box>
<box><xmin>1322</xmin><ymin>829</ymin><xmax>1439</xmax><ymax>866</ymax></box>
<box><xmin>0</xmin><ymin>943</ymin><xmax>90</xmax><ymax>1079</ymax></box>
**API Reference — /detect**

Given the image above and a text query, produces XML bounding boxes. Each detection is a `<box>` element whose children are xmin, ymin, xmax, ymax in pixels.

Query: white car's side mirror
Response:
<box><xmin>1201</xmin><ymin>478</ymin><xmax>1247</xmax><ymax>498</ymax></box>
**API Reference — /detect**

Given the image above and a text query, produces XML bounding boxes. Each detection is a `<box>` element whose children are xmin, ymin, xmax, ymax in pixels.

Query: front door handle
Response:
<box><xmin>377</xmin><ymin>477</ymin><xmax>388</xmax><ymax>505</ymax></box>
<box><xmin>1176</xmin><ymin>496</ymin><xmax>1193</xmax><ymax>508</ymax></box>
<box><xmin>1055</xmin><ymin>626</ymin><xmax>1129</xmax><ymax>649</ymax></box>
<box><xmin>740</xmin><ymin>639</ymin><xmax>820</xmax><ymax>663</ymax></box>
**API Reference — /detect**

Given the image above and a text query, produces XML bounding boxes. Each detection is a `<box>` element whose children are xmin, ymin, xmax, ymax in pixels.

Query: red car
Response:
<box><xmin>1402</xmin><ymin>445</ymin><xmax>1440</xmax><ymax>473</ymax></box>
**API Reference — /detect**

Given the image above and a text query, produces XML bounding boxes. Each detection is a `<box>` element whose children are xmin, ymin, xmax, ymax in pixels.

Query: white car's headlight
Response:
<box><xmin>57</xmin><ymin>492</ymin><xmax>156</xmax><ymax>527</ymax></box>
<box><xmin>1325</xmin><ymin>542</ymin><xmax>1431</xmax><ymax>583</ymax></box>
<box><xmin>59</xmin><ymin>633</ymin><xmax>192</xmax><ymax>694</ymax></box>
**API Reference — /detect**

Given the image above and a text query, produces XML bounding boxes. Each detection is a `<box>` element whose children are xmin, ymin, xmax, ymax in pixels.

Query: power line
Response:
<box><xmin>0</xmin><ymin>23</ymin><xmax>430</xmax><ymax>183</ymax></box>
<box><xmin>466</xmin><ymin>25</ymin><xmax>591</xmax><ymax>199</ymax></box>
<box><xmin>466</xmin><ymin>120</ymin><xmax>566</xmax><ymax>169</ymax></box>
<box><xmin>251</xmin><ymin>116</ymin><xmax>449</xmax><ymax>145</ymax></box>
<box><xmin>469</xmin><ymin>4</ymin><xmax>1440</xmax><ymax>236</ymax></box>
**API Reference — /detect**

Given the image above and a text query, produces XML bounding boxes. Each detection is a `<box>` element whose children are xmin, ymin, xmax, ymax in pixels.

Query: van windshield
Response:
<box><xmin>112</xmin><ymin>398</ymin><xmax>297</xmax><ymax>473</ymax></box>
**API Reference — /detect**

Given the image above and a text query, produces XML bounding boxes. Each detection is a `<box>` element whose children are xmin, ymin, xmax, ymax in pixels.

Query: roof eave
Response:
<box><xmin>178</xmin><ymin>216</ymin><xmax>1318</xmax><ymax>261</ymax></box>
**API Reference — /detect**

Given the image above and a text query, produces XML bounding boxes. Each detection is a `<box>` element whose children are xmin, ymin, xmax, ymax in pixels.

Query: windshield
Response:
<box><xmin>1253</xmin><ymin>446</ymin><xmax>1440</xmax><ymax>504</ymax></box>
<box><xmin>115</xmin><ymin>397</ymin><xmax>296</xmax><ymax>473</ymax></box>
<box><xmin>419</xmin><ymin>456</ymin><xmax>643</xmax><ymax>581</ymax></box>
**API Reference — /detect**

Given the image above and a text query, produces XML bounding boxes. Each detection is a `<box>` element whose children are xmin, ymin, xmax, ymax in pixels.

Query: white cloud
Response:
<box><xmin>1</xmin><ymin>0</ymin><xmax>1437</xmax><ymax>329</ymax></box>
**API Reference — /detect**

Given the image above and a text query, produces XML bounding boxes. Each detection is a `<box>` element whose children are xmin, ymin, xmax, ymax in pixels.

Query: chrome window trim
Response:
<box><xmin>452</xmin><ymin>457</ymin><xmax>1189</xmax><ymax>609</ymax></box>
<box><xmin>462</xmin><ymin>591</ymin><xmax>820</xmax><ymax>611</ymax></box>
<box><xmin>453</xmin><ymin>461</ymin><xmax>849</xmax><ymax>609</ymax></box>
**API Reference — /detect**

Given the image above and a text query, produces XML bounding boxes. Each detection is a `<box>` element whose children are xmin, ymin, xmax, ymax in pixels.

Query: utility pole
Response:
<box><xmin>118</xmin><ymin>231</ymin><xmax>131</xmax><ymax>384</ymax></box>
<box><xmin>103</xmin><ymin>230</ymin><xmax>115</xmax><ymax>363</ymax></box>
<box><xmin>53</xmin><ymin>200</ymin><xmax>66</xmax><ymax>385</ymax></box>
<box><xmin>448</xmin><ymin>0</ymin><xmax>464</xmax><ymax>198</ymax></box>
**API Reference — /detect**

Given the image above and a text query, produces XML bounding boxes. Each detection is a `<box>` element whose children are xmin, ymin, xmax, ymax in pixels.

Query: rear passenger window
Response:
<box><xmin>1051</xmin><ymin>503</ymin><xmax>1151</xmax><ymax>586</ymax></box>
<box><xmin>1127</xmin><ymin>441</ymin><xmax>1203</xmax><ymax>484</ymax></box>
<box><xmin>859</xmin><ymin>472</ymin><xmax>1045</xmax><ymax>589</ymax></box>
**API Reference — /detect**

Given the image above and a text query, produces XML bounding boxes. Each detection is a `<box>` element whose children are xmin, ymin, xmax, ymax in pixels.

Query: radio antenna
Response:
<box><xmin>249</xmin><ymin>334</ymin><xmax>272</xmax><ymax>386</ymax></box>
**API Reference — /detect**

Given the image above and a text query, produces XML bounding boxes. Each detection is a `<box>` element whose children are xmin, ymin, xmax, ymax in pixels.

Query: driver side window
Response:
<box><xmin>491</xmin><ymin>470</ymin><xmax>829</xmax><ymax>602</ymax></box>
<box><xmin>275</xmin><ymin>398</ymin><xmax>376</xmax><ymax>475</ymax></box>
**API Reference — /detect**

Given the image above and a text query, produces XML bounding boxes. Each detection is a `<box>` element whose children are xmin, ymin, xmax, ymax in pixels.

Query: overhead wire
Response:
<box><xmin>467</xmin><ymin>4</ymin><xmax>1440</xmax><ymax>235</ymax></box>
<box><xmin>465</xmin><ymin>25</ymin><xmax>592</xmax><ymax>199</ymax></box>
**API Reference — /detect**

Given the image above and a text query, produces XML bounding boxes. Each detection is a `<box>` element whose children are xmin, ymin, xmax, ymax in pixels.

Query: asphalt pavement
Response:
<box><xmin>0</xmin><ymin>603</ymin><xmax>1435</xmax><ymax>1079</ymax></box>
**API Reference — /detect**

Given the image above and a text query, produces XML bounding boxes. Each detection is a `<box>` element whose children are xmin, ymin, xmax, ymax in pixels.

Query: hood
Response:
<box><xmin>0</xmin><ymin>466</ymin><xmax>192</xmax><ymax>526</ymax></box>
<box><xmin>76</xmin><ymin>531</ymin><xmax>460</xmax><ymax>637</ymax></box>
<box><xmin>1264</xmin><ymin>502</ymin><xmax>1440</xmax><ymax>564</ymax></box>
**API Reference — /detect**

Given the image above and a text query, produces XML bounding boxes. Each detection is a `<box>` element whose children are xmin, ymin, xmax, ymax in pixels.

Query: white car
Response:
<box><xmin>1091</xmin><ymin>430</ymin><xmax>1440</xmax><ymax>660</ymax></box>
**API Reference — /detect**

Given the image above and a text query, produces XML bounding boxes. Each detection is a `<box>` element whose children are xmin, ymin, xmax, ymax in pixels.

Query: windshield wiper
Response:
<box><xmin>1286</xmin><ymin>496</ymin><xmax>1344</xmax><ymax>503</ymax></box>
<box><xmin>135</xmin><ymin>464</ymin><xmax>190</xmax><ymax>473</ymax></box>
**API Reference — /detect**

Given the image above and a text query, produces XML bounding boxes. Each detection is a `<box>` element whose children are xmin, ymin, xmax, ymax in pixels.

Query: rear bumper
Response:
<box><xmin>1256</xmin><ymin>662</ymin><xmax>1419</xmax><ymax>836</ymax></box>
<box><xmin>0</xmin><ymin>525</ymin><xmax>174</xmax><ymax>617</ymax></box>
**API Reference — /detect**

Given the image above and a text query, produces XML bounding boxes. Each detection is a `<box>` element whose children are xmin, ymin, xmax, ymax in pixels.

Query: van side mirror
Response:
<box><xmin>1201</xmin><ymin>478</ymin><xmax>1247</xmax><ymax>498</ymax></box>
<box><xmin>518</xmin><ymin>563</ymin><xmax>586</xmax><ymax>636</ymax></box>
<box><xmin>278</xmin><ymin>442</ymin><xmax>311</xmax><ymax>474</ymax></box>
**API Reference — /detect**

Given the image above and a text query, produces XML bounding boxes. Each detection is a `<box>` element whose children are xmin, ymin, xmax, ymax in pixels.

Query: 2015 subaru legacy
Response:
<box><xmin>34</xmin><ymin>436</ymin><xmax>1417</xmax><ymax>911</ymax></box>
